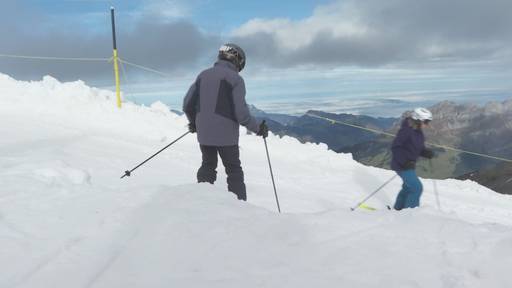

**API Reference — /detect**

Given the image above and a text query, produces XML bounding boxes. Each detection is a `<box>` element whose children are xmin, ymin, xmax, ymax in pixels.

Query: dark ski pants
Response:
<box><xmin>197</xmin><ymin>145</ymin><xmax>247</xmax><ymax>201</ymax></box>
<box><xmin>393</xmin><ymin>169</ymin><xmax>423</xmax><ymax>210</ymax></box>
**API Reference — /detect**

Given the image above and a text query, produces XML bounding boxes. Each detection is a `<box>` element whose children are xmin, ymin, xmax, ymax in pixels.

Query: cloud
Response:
<box><xmin>139</xmin><ymin>0</ymin><xmax>191</xmax><ymax>19</ymax></box>
<box><xmin>231</xmin><ymin>0</ymin><xmax>512</xmax><ymax>68</ymax></box>
<box><xmin>0</xmin><ymin>0</ymin><xmax>220</xmax><ymax>82</ymax></box>
<box><xmin>2</xmin><ymin>0</ymin><xmax>512</xmax><ymax>82</ymax></box>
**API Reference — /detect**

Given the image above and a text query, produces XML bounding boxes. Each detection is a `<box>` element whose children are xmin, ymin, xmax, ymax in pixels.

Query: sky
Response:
<box><xmin>1</xmin><ymin>0</ymin><xmax>512</xmax><ymax>116</ymax></box>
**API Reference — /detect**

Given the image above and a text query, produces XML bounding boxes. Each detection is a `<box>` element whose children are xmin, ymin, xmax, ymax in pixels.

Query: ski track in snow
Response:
<box><xmin>8</xmin><ymin>237</ymin><xmax>84</xmax><ymax>288</ymax></box>
<box><xmin>83</xmin><ymin>228</ymin><xmax>140</xmax><ymax>288</ymax></box>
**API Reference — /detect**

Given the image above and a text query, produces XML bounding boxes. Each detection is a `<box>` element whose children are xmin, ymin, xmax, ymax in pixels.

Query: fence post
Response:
<box><xmin>111</xmin><ymin>7</ymin><xmax>122</xmax><ymax>108</ymax></box>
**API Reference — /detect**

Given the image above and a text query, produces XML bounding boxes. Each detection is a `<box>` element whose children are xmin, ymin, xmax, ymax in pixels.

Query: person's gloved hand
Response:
<box><xmin>421</xmin><ymin>149</ymin><xmax>434</xmax><ymax>159</ymax></box>
<box><xmin>188</xmin><ymin>123</ymin><xmax>196</xmax><ymax>133</ymax></box>
<box><xmin>257</xmin><ymin>121</ymin><xmax>269</xmax><ymax>138</ymax></box>
<box><xmin>403</xmin><ymin>160</ymin><xmax>416</xmax><ymax>170</ymax></box>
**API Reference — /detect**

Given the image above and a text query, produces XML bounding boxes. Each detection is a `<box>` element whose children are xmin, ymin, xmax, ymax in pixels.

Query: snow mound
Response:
<box><xmin>32</xmin><ymin>160</ymin><xmax>92</xmax><ymax>186</ymax></box>
<box><xmin>1</xmin><ymin>73</ymin><xmax>511</xmax><ymax>287</ymax></box>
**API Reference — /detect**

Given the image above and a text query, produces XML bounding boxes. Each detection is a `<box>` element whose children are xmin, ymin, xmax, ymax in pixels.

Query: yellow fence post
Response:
<box><xmin>111</xmin><ymin>7</ymin><xmax>122</xmax><ymax>108</ymax></box>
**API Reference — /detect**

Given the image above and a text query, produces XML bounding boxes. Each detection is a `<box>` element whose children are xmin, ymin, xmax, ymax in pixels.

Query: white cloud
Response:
<box><xmin>143</xmin><ymin>0</ymin><xmax>189</xmax><ymax>19</ymax></box>
<box><xmin>230</xmin><ymin>0</ymin><xmax>512</xmax><ymax>68</ymax></box>
<box><xmin>232</xmin><ymin>1</ymin><xmax>369</xmax><ymax>51</ymax></box>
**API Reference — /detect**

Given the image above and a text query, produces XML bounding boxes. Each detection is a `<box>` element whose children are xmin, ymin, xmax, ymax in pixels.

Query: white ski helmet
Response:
<box><xmin>411</xmin><ymin>107</ymin><xmax>433</xmax><ymax>122</ymax></box>
<box><xmin>218</xmin><ymin>43</ymin><xmax>246</xmax><ymax>72</ymax></box>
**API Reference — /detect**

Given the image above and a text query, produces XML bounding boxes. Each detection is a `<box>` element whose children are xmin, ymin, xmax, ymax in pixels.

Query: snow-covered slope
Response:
<box><xmin>1</xmin><ymin>74</ymin><xmax>511</xmax><ymax>288</ymax></box>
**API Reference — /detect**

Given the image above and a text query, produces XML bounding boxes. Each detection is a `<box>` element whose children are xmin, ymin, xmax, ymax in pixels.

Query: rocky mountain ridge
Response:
<box><xmin>251</xmin><ymin>98</ymin><xmax>512</xmax><ymax>194</ymax></box>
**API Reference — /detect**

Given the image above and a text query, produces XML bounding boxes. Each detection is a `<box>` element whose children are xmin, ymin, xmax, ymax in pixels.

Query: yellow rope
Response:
<box><xmin>307</xmin><ymin>113</ymin><xmax>396</xmax><ymax>137</ymax></box>
<box><xmin>0</xmin><ymin>53</ymin><xmax>110</xmax><ymax>62</ymax></box>
<box><xmin>424</xmin><ymin>143</ymin><xmax>512</xmax><ymax>162</ymax></box>
<box><xmin>306</xmin><ymin>112</ymin><xmax>512</xmax><ymax>163</ymax></box>
<box><xmin>118</xmin><ymin>58</ymin><xmax>172</xmax><ymax>78</ymax></box>
<box><xmin>0</xmin><ymin>54</ymin><xmax>169</xmax><ymax>77</ymax></box>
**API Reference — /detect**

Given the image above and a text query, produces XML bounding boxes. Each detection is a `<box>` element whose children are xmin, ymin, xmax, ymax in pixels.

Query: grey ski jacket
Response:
<box><xmin>183</xmin><ymin>60</ymin><xmax>260</xmax><ymax>146</ymax></box>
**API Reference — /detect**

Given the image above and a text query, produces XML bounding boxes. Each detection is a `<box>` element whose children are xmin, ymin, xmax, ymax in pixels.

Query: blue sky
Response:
<box><xmin>31</xmin><ymin>0</ymin><xmax>323</xmax><ymax>18</ymax></box>
<box><xmin>27</xmin><ymin>0</ymin><xmax>329</xmax><ymax>32</ymax></box>
<box><xmin>1</xmin><ymin>0</ymin><xmax>512</xmax><ymax>116</ymax></box>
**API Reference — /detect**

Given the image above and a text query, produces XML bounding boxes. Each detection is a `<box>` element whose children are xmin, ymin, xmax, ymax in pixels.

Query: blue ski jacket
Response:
<box><xmin>391</xmin><ymin>118</ymin><xmax>427</xmax><ymax>171</ymax></box>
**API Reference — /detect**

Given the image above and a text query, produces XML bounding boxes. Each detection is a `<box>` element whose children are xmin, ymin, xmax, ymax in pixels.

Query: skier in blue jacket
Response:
<box><xmin>391</xmin><ymin>108</ymin><xmax>434</xmax><ymax>210</ymax></box>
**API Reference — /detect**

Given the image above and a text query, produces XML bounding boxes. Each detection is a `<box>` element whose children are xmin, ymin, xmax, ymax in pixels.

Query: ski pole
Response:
<box><xmin>429</xmin><ymin>160</ymin><xmax>441</xmax><ymax>210</ymax></box>
<box><xmin>261</xmin><ymin>122</ymin><xmax>281</xmax><ymax>213</ymax></box>
<box><xmin>350</xmin><ymin>174</ymin><xmax>398</xmax><ymax>211</ymax></box>
<box><xmin>120</xmin><ymin>131</ymin><xmax>190</xmax><ymax>179</ymax></box>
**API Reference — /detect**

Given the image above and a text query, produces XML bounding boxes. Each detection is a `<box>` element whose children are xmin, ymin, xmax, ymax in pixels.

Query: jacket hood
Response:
<box><xmin>214</xmin><ymin>60</ymin><xmax>238</xmax><ymax>72</ymax></box>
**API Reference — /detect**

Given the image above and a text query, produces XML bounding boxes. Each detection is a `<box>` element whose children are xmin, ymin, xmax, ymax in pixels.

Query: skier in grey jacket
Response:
<box><xmin>183</xmin><ymin>43</ymin><xmax>268</xmax><ymax>201</ymax></box>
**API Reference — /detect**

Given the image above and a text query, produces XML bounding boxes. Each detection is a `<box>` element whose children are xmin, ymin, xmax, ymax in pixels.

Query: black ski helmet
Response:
<box><xmin>218</xmin><ymin>43</ymin><xmax>246</xmax><ymax>72</ymax></box>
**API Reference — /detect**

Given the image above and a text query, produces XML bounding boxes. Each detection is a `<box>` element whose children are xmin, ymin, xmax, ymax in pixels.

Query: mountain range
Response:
<box><xmin>251</xmin><ymin>99</ymin><xmax>512</xmax><ymax>194</ymax></box>
<box><xmin>250</xmin><ymin>105</ymin><xmax>396</xmax><ymax>151</ymax></box>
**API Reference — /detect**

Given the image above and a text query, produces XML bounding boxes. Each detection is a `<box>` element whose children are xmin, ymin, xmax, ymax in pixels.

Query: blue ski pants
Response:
<box><xmin>393</xmin><ymin>169</ymin><xmax>423</xmax><ymax>210</ymax></box>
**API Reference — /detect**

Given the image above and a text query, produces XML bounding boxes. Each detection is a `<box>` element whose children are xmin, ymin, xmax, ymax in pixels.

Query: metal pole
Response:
<box><xmin>111</xmin><ymin>7</ymin><xmax>122</xmax><ymax>108</ymax></box>
<box><xmin>121</xmin><ymin>131</ymin><xmax>190</xmax><ymax>179</ymax></box>
<box><xmin>350</xmin><ymin>174</ymin><xmax>398</xmax><ymax>211</ymax></box>
<box><xmin>263</xmin><ymin>137</ymin><xmax>281</xmax><ymax>213</ymax></box>
<box><xmin>429</xmin><ymin>160</ymin><xmax>441</xmax><ymax>210</ymax></box>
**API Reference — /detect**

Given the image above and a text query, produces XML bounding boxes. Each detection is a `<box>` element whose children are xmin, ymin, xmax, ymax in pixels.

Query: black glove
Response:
<box><xmin>421</xmin><ymin>149</ymin><xmax>434</xmax><ymax>159</ymax></box>
<box><xmin>402</xmin><ymin>160</ymin><xmax>416</xmax><ymax>170</ymax></box>
<box><xmin>257</xmin><ymin>121</ymin><xmax>269</xmax><ymax>138</ymax></box>
<box><xmin>188</xmin><ymin>123</ymin><xmax>196</xmax><ymax>133</ymax></box>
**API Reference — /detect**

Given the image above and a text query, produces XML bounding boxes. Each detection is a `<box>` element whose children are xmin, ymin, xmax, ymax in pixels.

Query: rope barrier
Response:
<box><xmin>0</xmin><ymin>53</ymin><xmax>170</xmax><ymax>78</ymax></box>
<box><xmin>118</xmin><ymin>58</ymin><xmax>173</xmax><ymax>78</ymax></box>
<box><xmin>307</xmin><ymin>113</ymin><xmax>396</xmax><ymax>138</ymax></box>
<box><xmin>118</xmin><ymin>57</ymin><xmax>131</xmax><ymax>101</ymax></box>
<box><xmin>0</xmin><ymin>53</ymin><xmax>111</xmax><ymax>62</ymax></box>
<box><xmin>305</xmin><ymin>112</ymin><xmax>512</xmax><ymax>163</ymax></box>
<box><xmin>424</xmin><ymin>143</ymin><xmax>512</xmax><ymax>163</ymax></box>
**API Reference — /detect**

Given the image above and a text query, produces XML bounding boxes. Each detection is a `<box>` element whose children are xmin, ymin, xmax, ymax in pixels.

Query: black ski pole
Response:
<box><xmin>121</xmin><ymin>131</ymin><xmax>190</xmax><ymax>179</ymax></box>
<box><xmin>262</xmin><ymin>125</ymin><xmax>281</xmax><ymax>213</ymax></box>
<box><xmin>350</xmin><ymin>174</ymin><xmax>398</xmax><ymax>211</ymax></box>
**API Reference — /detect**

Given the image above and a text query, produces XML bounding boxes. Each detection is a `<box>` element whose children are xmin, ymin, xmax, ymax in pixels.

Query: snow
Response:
<box><xmin>0</xmin><ymin>73</ymin><xmax>511</xmax><ymax>288</ymax></box>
